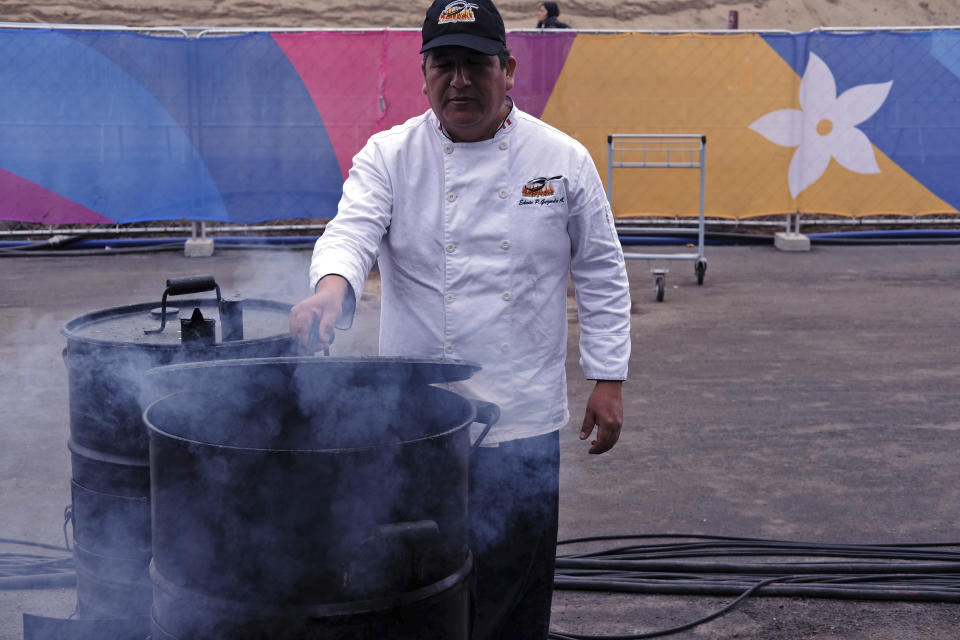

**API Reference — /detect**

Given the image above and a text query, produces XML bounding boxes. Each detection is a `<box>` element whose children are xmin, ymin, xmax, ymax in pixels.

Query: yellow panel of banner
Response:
<box><xmin>541</xmin><ymin>33</ymin><xmax>954</xmax><ymax>219</ymax></box>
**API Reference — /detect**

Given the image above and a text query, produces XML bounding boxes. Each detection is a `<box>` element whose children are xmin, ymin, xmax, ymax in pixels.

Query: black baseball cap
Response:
<box><xmin>420</xmin><ymin>0</ymin><xmax>507</xmax><ymax>56</ymax></box>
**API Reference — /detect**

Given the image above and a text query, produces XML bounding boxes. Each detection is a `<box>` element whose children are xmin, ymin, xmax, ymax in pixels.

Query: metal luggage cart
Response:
<box><xmin>606</xmin><ymin>134</ymin><xmax>707</xmax><ymax>302</ymax></box>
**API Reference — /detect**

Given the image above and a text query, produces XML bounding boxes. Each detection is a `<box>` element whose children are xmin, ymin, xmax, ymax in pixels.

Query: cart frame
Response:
<box><xmin>606</xmin><ymin>133</ymin><xmax>708</xmax><ymax>301</ymax></box>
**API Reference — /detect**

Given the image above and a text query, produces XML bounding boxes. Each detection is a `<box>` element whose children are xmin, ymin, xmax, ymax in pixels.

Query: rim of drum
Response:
<box><xmin>61</xmin><ymin>298</ymin><xmax>293</xmax><ymax>351</ymax></box>
<box><xmin>143</xmin><ymin>386</ymin><xmax>477</xmax><ymax>455</ymax></box>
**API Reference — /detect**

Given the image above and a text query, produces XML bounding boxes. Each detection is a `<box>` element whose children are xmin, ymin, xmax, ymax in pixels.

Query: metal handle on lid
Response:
<box><xmin>165</xmin><ymin>275</ymin><xmax>220</xmax><ymax>297</ymax></box>
<box><xmin>145</xmin><ymin>275</ymin><xmax>222</xmax><ymax>335</ymax></box>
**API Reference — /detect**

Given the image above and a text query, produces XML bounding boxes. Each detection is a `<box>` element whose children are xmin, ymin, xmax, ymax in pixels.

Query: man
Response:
<box><xmin>289</xmin><ymin>0</ymin><xmax>631</xmax><ymax>637</ymax></box>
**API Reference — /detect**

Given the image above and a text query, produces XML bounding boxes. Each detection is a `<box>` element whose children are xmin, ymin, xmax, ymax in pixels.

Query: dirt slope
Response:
<box><xmin>0</xmin><ymin>0</ymin><xmax>955</xmax><ymax>31</ymax></box>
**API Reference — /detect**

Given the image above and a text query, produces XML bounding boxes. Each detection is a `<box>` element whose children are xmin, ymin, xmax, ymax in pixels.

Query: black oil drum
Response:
<box><xmin>60</xmin><ymin>276</ymin><xmax>294</xmax><ymax>632</ymax></box>
<box><xmin>142</xmin><ymin>357</ymin><xmax>498</xmax><ymax>640</ymax></box>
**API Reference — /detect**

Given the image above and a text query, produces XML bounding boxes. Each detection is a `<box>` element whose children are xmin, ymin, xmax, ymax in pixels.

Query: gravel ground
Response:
<box><xmin>1</xmin><ymin>242</ymin><xmax>959</xmax><ymax>639</ymax></box>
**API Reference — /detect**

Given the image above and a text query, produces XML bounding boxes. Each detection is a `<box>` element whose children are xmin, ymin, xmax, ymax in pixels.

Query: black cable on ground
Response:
<box><xmin>548</xmin><ymin>534</ymin><xmax>960</xmax><ymax>639</ymax></box>
<box><xmin>0</xmin><ymin>538</ymin><xmax>70</xmax><ymax>553</ymax></box>
<box><xmin>0</xmin><ymin>538</ymin><xmax>74</xmax><ymax>591</ymax></box>
<box><xmin>5</xmin><ymin>532</ymin><xmax>960</xmax><ymax>635</ymax></box>
<box><xmin>549</xmin><ymin>576</ymin><xmax>784</xmax><ymax>640</ymax></box>
<box><xmin>0</xmin><ymin>573</ymin><xmax>76</xmax><ymax>589</ymax></box>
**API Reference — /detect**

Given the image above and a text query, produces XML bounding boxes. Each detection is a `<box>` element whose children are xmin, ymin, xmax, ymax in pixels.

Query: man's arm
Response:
<box><xmin>293</xmin><ymin>135</ymin><xmax>393</xmax><ymax>352</ymax></box>
<box><xmin>567</xmin><ymin>151</ymin><xmax>632</xmax><ymax>455</ymax></box>
<box><xmin>289</xmin><ymin>274</ymin><xmax>352</xmax><ymax>353</ymax></box>
<box><xmin>580</xmin><ymin>380</ymin><xmax>623</xmax><ymax>454</ymax></box>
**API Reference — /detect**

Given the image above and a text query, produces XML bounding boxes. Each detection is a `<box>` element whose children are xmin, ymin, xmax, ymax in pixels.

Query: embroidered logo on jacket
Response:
<box><xmin>439</xmin><ymin>2</ymin><xmax>479</xmax><ymax>24</ymax></box>
<box><xmin>519</xmin><ymin>175</ymin><xmax>565</xmax><ymax>207</ymax></box>
<box><xmin>522</xmin><ymin>176</ymin><xmax>556</xmax><ymax>197</ymax></box>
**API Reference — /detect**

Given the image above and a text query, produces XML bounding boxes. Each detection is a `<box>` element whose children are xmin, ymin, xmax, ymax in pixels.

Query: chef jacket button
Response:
<box><xmin>445</xmin><ymin>243</ymin><xmax>456</xmax><ymax>253</ymax></box>
<box><xmin>498</xmin><ymin>188</ymin><xmax>508</xmax><ymax>199</ymax></box>
<box><xmin>447</xmin><ymin>192</ymin><xmax>457</xmax><ymax>202</ymax></box>
<box><xmin>500</xmin><ymin>240</ymin><xmax>510</xmax><ymax>250</ymax></box>
<box><xmin>445</xmin><ymin>344</ymin><xmax>454</xmax><ymax>354</ymax></box>
<box><xmin>444</xmin><ymin>144</ymin><xmax>454</xmax><ymax>154</ymax></box>
<box><xmin>499</xmin><ymin>141</ymin><xmax>508</xmax><ymax>150</ymax></box>
<box><xmin>502</xmin><ymin>291</ymin><xmax>511</xmax><ymax>301</ymax></box>
<box><xmin>445</xmin><ymin>293</ymin><xmax>455</xmax><ymax>303</ymax></box>
<box><xmin>500</xmin><ymin>343</ymin><xmax>510</xmax><ymax>352</ymax></box>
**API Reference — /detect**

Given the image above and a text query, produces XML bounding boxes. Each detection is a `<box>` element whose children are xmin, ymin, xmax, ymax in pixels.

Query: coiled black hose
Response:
<box><xmin>0</xmin><ymin>538</ymin><xmax>74</xmax><ymax>590</ymax></box>
<box><xmin>547</xmin><ymin>534</ymin><xmax>960</xmax><ymax>639</ymax></box>
<box><xmin>5</xmin><ymin>533</ymin><xmax>960</xmax><ymax>637</ymax></box>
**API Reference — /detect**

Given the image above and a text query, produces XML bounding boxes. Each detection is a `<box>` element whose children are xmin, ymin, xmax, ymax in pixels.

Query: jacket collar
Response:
<box><xmin>432</xmin><ymin>98</ymin><xmax>517</xmax><ymax>143</ymax></box>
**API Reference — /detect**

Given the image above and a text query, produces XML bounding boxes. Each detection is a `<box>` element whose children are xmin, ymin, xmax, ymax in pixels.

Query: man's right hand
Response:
<box><xmin>289</xmin><ymin>274</ymin><xmax>350</xmax><ymax>354</ymax></box>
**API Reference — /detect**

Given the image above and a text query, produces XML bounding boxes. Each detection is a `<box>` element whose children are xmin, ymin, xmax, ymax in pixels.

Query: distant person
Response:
<box><xmin>536</xmin><ymin>2</ymin><xmax>571</xmax><ymax>28</ymax></box>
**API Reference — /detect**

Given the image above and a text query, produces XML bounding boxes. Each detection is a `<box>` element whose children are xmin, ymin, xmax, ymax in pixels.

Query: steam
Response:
<box><xmin>136</xmin><ymin>250</ymin><xmax>474</xmax><ymax>634</ymax></box>
<box><xmin>0</xmin><ymin>313</ymin><xmax>73</xmax><ymax>547</ymax></box>
<box><xmin>144</xmin><ymin>358</ymin><xmax>475</xmax><ymax>635</ymax></box>
<box><xmin>227</xmin><ymin>244</ymin><xmax>382</xmax><ymax>356</ymax></box>
<box><xmin>4</xmin><ymin>246</ymin><xmax>517</xmax><ymax>635</ymax></box>
<box><xmin>227</xmin><ymin>247</ymin><xmax>313</xmax><ymax>306</ymax></box>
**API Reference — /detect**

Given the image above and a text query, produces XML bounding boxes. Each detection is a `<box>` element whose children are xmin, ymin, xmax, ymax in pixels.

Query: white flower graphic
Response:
<box><xmin>750</xmin><ymin>53</ymin><xmax>893</xmax><ymax>197</ymax></box>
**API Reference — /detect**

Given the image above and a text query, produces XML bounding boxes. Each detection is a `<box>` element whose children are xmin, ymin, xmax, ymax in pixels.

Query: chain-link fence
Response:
<box><xmin>1</xmin><ymin>25</ymin><xmax>958</xmax><ymax>235</ymax></box>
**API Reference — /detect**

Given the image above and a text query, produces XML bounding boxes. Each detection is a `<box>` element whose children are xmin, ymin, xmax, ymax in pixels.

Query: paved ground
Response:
<box><xmin>1</xmin><ymin>242</ymin><xmax>959</xmax><ymax>639</ymax></box>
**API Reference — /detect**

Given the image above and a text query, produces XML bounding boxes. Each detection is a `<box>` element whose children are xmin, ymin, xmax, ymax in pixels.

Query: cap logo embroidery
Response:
<box><xmin>439</xmin><ymin>1</ymin><xmax>479</xmax><ymax>24</ymax></box>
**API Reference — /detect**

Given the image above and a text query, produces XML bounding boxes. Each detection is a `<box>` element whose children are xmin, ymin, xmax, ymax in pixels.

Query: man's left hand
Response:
<box><xmin>580</xmin><ymin>380</ymin><xmax>623</xmax><ymax>455</ymax></box>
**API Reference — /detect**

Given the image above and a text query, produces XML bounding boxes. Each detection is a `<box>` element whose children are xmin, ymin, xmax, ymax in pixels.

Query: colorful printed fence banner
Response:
<box><xmin>0</xmin><ymin>27</ymin><xmax>957</xmax><ymax>224</ymax></box>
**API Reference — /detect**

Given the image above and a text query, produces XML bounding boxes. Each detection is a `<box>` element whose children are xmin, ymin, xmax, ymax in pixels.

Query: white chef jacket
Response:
<box><xmin>309</xmin><ymin>103</ymin><xmax>631</xmax><ymax>444</ymax></box>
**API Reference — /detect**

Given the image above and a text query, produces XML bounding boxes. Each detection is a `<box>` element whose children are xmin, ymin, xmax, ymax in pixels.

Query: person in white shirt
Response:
<box><xmin>290</xmin><ymin>0</ymin><xmax>631</xmax><ymax>637</ymax></box>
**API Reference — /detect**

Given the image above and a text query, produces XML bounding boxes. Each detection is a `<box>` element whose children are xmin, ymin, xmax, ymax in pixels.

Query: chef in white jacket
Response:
<box><xmin>290</xmin><ymin>1</ymin><xmax>631</xmax><ymax>637</ymax></box>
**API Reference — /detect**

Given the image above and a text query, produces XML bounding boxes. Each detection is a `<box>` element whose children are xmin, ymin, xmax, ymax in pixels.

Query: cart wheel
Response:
<box><xmin>695</xmin><ymin>259</ymin><xmax>707</xmax><ymax>286</ymax></box>
<box><xmin>654</xmin><ymin>275</ymin><xmax>665</xmax><ymax>302</ymax></box>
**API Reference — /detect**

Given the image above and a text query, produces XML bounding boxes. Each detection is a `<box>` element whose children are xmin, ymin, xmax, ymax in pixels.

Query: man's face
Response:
<box><xmin>423</xmin><ymin>46</ymin><xmax>517</xmax><ymax>143</ymax></box>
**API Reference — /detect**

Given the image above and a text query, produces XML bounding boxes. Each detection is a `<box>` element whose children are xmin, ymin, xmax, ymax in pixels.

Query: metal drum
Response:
<box><xmin>142</xmin><ymin>357</ymin><xmax>498</xmax><ymax>640</ymax></box>
<box><xmin>61</xmin><ymin>276</ymin><xmax>293</xmax><ymax>635</ymax></box>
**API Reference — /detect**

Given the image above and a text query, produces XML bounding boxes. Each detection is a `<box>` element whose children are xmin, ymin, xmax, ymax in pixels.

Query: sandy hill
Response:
<box><xmin>0</xmin><ymin>0</ymin><xmax>956</xmax><ymax>32</ymax></box>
